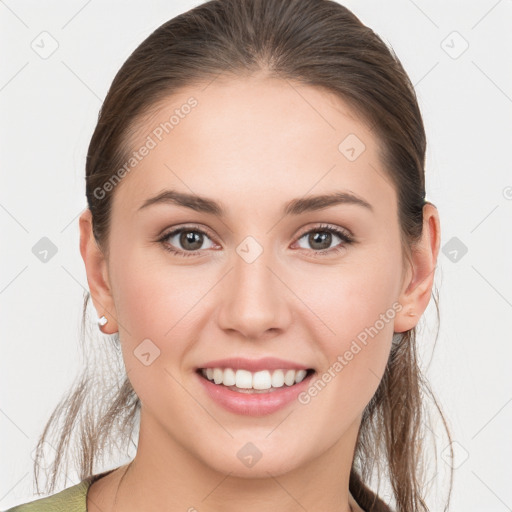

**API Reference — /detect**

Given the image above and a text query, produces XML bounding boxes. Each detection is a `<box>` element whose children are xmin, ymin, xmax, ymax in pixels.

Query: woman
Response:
<box><xmin>5</xmin><ymin>0</ymin><xmax>452</xmax><ymax>511</ymax></box>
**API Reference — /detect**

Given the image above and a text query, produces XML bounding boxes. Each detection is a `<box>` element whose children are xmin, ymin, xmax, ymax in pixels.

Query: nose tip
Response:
<box><xmin>215</xmin><ymin>254</ymin><xmax>292</xmax><ymax>340</ymax></box>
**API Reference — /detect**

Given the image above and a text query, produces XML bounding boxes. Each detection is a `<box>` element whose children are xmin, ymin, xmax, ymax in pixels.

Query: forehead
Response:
<box><xmin>112</xmin><ymin>75</ymin><xmax>396</xmax><ymax>219</ymax></box>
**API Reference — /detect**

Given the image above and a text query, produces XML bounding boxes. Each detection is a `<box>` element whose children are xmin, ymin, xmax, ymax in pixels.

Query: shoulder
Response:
<box><xmin>3</xmin><ymin>477</ymin><xmax>94</xmax><ymax>512</ymax></box>
<box><xmin>3</xmin><ymin>468</ymin><xmax>119</xmax><ymax>512</ymax></box>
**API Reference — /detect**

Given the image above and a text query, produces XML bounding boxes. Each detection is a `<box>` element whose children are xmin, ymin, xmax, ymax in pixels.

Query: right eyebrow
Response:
<box><xmin>137</xmin><ymin>189</ymin><xmax>225</xmax><ymax>216</ymax></box>
<box><xmin>137</xmin><ymin>188</ymin><xmax>374</xmax><ymax>217</ymax></box>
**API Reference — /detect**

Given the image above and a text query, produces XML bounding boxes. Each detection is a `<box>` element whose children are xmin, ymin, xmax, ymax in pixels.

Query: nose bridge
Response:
<box><xmin>216</xmin><ymin>236</ymin><xmax>292</xmax><ymax>338</ymax></box>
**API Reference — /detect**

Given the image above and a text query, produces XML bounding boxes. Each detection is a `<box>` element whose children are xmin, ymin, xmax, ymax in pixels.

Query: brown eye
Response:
<box><xmin>295</xmin><ymin>224</ymin><xmax>354</xmax><ymax>255</ymax></box>
<box><xmin>159</xmin><ymin>227</ymin><xmax>216</xmax><ymax>257</ymax></box>
<box><xmin>306</xmin><ymin>231</ymin><xmax>333</xmax><ymax>250</ymax></box>
<box><xmin>177</xmin><ymin>231</ymin><xmax>205</xmax><ymax>251</ymax></box>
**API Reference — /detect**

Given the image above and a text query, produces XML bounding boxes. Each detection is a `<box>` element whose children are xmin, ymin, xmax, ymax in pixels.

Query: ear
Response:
<box><xmin>394</xmin><ymin>202</ymin><xmax>441</xmax><ymax>333</ymax></box>
<box><xmin>79</xmin><ymin>208</ymin><xmax>118</xmax><ymax>334</ymax></box>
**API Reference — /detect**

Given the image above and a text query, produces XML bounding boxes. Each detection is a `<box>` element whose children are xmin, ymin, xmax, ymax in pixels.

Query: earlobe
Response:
<box><xmin>394</xmin><ymin>203</ymin><xmax>441</xmax><ymax>333</ymax></box>
<box><xmin>79</xmin><ymin>209</ymin><xmax>118</xmax><ymax>334</ymax></box>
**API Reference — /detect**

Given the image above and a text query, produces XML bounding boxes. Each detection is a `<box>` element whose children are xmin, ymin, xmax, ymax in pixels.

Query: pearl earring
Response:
<box><xmin>98</xmin><ymin>315</ymin><xmax>108</xmax><ymax>326</ymax></box>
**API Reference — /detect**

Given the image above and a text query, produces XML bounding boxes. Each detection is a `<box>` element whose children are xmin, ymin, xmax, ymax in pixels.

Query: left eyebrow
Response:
<box><xmin>137</xmin><ymin>189</ymin><xmax>373</xmax><ymax>217</ymax></box>
<box><xmin>138</xmin><ymin>189</ymin><xmax>224</xmax><ymax>216</ymax></box>
<box><xmin>283</xmin><ymin>191</ymin><xmax>373</xmax><ymax>215</ymax></box>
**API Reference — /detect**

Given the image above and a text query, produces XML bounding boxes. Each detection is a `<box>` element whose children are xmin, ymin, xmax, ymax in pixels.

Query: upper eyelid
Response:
<box><xmin>296</xmin><ymin>223</ymin><xmax>353</xmax><ymax>239</ymax></box>
<box><xmin>160</xmin><ymin>223</ymin><xmax>353</xmax><ymax>248</ymax></box>
<box><xmin>160</xmin><ymin>224</ymin><xmax>217</xmax><ymax>242</ymax></box>
<box><xmin>161</xmin><ymin>223</ymin><xmax>351</xmax><ymax>238</ymax></box>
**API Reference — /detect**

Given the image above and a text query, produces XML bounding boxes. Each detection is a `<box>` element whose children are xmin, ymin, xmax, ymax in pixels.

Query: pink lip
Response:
<box><xmin>196</xmin><ymin>369</ymin><xmax>315</xmax><ymax>416</ymax></box>
<box><xmin>197</xmin><ymin>357</ymin><xmax>312</xmax><ymax>372</ymax></box>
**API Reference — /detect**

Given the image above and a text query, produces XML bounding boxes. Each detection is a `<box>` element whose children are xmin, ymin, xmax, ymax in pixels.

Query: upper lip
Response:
<box><xmin>197</xmin><ymin>357</ymin><xmax>312</xmax><ymax>372</ymax></box>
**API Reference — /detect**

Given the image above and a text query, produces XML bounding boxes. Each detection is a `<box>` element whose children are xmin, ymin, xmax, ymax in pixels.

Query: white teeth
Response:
<box><xmin>223</xmin><ymin>367</ymin><xmax>236</xmax><ymax>386</ymax></box>
<box><xmin>295</xmin><ymin>369</ymin><xmax>307</xmax><ymax>383</ymax></box>
<box><xmin>284</xmin><ymin>369</ymin><xmax>296</xmax><ymax>386</ymax></box>
<box><xmin>253</xmin><ymin>370</ymin><xmax>272</xmax><ymax>390</ymax></box>
<box><xmin>213</xmin><ymin>368</ymin><xmax>223</xmax><ymax>385</ymax></box>
<box><xmin>235</xmin><ymin>369</ymin><xmax>253</xmax><ymax>389</ymax></box>
<box><xmin>271</xmin><ymin>369</ymin><xmax>285</xmax><ymax>388</ymax></box>
<box><xmin>200</xmin><ymin>367</ymin><xmax>310</xmax><ymax>390</ymax></box>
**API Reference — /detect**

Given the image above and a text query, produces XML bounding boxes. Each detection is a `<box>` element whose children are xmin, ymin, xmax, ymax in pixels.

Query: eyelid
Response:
<box><xmin>159</xmin><ymin>223</ymin><xmax>218</xmax><ymax>242</ymax></box>
<box><xmin>158</xmin><ymin>222</ymin><xmax>355</xmax><ymax>256</ymax></box>
<box><xmin>159</xmin><ymin>222</ymin><xmax>353</xmax><ymax>242</ymax></box>
<box><xmin>156</xmin><ymin>223</ymin><xmax>220</xmax><ymax>257</ymax></box>
<box><xmin>294</xmin><ymin>222</ymin><xmax>354</xmax><ymax>240</ymax></box>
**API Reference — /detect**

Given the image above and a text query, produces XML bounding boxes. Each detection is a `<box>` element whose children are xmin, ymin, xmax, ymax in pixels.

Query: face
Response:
<box><xmin>86</xmin><ymin>75</ymin><xmax>414</xmax><ymax>478</ymax></box>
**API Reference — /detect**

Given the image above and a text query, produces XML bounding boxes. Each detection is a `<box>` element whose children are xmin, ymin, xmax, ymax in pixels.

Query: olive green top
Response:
<box><xmin>4</xmin><ymin>469</ymin><xmax>378</xmax><ymax>512</ymax></box>
<box><xmin>3</xmin><ymin>469</ymin><xmax>116</xmax><ymax>512</ymax></box>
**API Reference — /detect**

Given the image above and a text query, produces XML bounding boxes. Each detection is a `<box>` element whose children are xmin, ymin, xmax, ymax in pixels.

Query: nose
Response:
<box><xmin>215</xmin><ymin>246</ymin><xmax>293</xmax><ymax>340</ymax></box>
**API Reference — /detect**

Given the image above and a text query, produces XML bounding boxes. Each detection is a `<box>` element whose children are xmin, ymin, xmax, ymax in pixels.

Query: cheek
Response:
<box><xmin>109</xmin><ymin>247</ymin><xmax>218</xmax><ymax>377</ymax></box>
<box><xmin>109</xmin><ymin>253</ymin><xmax>203</xmax><ymax>408</ymax></box>
<box><xmin>292</xmin><ymin>251</ymin><xmax>400</xmax><ymax>410</ymax></box>
<box><xmin>110</xmin><ymin>242</ymin><xmax>203</xmax><ymax>335</ymax></box>
<box><xmin>293</xmin><ymin>250</ymin><xmax>402</xmax><ymax>345</ymax></box>
<box><xmin>296</xmin><ymin>274</ymin><xmax>395</xmax><ymax>432</ymax></box>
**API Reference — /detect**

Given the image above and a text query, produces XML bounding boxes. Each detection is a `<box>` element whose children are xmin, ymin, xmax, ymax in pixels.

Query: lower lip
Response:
<box><xmin>196</xmin><ymin>370</ymin><xmax>315</xmax><ymax>416</ymax></box>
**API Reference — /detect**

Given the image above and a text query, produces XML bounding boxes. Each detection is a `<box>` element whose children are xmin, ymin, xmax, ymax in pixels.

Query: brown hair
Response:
<box><xmin>33</xmin><ymin>1</ymin><xmax>452</xmax><ymax>510</ymax></box>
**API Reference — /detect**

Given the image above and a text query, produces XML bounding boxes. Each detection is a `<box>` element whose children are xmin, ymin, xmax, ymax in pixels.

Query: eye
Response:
<box><xmin>293</xmin><ymin>223</ymin><xmax>354</xmax><ymax>255</ymax></box>
<box><xmin>158</xmin><ymin>223</ymin><xmax>354</xmax><ymax>258</ymax></box>
<box><xmin>158</xmin><ymin>226</ymin><xmax>217</xmax><ymax>257</ymax></box>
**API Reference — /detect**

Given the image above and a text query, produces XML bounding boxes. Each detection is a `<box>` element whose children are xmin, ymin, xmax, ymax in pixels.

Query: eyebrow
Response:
<box><xmin>137</xmin><ymin>189</ymin><xmax>373</xmax><ymax>216</ymax></box>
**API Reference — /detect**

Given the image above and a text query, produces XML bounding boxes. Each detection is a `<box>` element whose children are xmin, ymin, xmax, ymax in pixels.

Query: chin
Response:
<box><xmin>196</xmin><ymin>441</ymin><xmax>306</xmax><ymax>479</ymax></box>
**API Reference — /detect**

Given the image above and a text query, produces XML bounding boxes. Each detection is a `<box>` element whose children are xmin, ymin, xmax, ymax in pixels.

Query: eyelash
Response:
<box><xmin>157</xmin><ymin>223</ymin><xmax>355</xmax><ymax>258</ymax></box>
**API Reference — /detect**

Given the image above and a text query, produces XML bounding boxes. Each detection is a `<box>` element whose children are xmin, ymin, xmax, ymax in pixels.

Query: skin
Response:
<box><xmin>80</xmin><ymin>74</ymin><xmax>440</xmax><ymax>512</ymax></box>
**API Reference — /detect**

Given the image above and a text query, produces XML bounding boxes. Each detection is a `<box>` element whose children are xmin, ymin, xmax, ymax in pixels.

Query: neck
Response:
<box><xmin>109</xmin><ymin>409</ymin><xmax>362</xmax><ymax>512</ymax></box>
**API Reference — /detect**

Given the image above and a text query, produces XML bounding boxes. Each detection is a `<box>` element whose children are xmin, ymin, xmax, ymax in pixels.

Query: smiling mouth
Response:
<box><xmin>196</xmin><ymin>367</ymin><xmax>316</xmax><ymax>393</ymax></box>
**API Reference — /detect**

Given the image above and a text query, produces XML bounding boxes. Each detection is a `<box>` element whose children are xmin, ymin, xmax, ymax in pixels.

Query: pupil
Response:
<box><xmin>181</xmin><ymin>231</ymin><xmax>203</xmax><ymax>250</ymax></box>
<box><xmin>310</xmin><ymin>231</ymin><xmax>331</xmax><ymax>250</ymax></box>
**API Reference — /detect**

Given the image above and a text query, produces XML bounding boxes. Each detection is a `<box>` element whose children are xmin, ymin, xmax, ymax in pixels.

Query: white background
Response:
<box><xmin>1</xmin><ymin>1</ymin><xmax>511</xmax><ymax>510</ymax></box>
